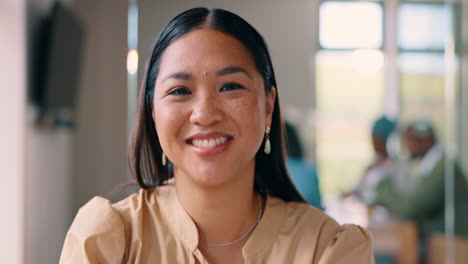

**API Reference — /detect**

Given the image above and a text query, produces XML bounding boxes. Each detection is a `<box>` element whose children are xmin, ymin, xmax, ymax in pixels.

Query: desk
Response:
<box><xmin>368</xmin><ymin>220</ymin><xmax>418</xmax><ymax>264</ymax></box>
<box><xmin>426</xmin><ymin>233</ymin><xmax>468</xmax><ymax>264</ymax></box>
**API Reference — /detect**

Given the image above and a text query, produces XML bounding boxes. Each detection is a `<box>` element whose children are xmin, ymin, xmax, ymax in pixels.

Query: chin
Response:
<box><xmin>191</xmin><ymin>169</ymin><xmax>235</xmax><ymax>188</ymax></box>
<box><xmin>175</xmin><ymin>158</ymin><xmax>255</xmax><ymax>188</ymax></box>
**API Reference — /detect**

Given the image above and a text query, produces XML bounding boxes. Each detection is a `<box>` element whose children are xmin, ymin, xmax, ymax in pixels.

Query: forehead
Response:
<box><xmin>158</xmin><ymin>28</ymin><xmax>257</xmax><ymax>73</ymax></box>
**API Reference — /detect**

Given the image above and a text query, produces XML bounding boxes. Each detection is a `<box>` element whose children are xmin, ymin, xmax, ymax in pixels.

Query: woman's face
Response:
<box><xmin>153</xmin><ymin>28</ymin><xmax>275</xmax><ymax>187</ymax></box>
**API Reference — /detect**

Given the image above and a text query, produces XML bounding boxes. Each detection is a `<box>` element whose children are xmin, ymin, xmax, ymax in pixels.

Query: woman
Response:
<box><xmin>60</xmin><ymin>8</ymin><xmax>374</xmax><ymax>263</ymax></box>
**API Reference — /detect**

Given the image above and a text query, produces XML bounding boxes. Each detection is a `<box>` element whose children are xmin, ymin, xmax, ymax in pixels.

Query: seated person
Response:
<box><xmin>354</xmin><ymin>116</ymin><xmax>397</xmax><ymax>205</ymax></box>
<box><xmin>285</xmin><ymin>121</ymin><xmax>323</xmax><ymax>209</ymax></box>
<box><xmin>376</xmin><ymin>120</ymin><xmax>468</xmax><ymax>259</ymax></box>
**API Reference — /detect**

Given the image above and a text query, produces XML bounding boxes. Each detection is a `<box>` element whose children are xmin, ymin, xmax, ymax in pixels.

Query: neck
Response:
<box><xmin>174</xmin><ymin>169</ymin><xmax>259</xmax><ymax>247</ymax></box>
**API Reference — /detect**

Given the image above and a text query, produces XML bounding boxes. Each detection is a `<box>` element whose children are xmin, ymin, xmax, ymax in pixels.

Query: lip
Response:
<box><xmin>185</xmin><ymin>132</ymin><xmax>233</xmax><ymax>156</ymax></box>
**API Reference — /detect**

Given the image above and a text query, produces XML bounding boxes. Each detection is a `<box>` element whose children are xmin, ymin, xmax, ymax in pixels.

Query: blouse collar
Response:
<box><xmin>154</xmin><ymin>183</ymin><xmax>288</xmax><ymax>260</ymax></box>
<box><xmin>242</xmin><ymin>195</ymin><xmax>287</xmax><ymax>261</ymax></box>
<box><xmin>155</xmin><ymin>183</ymin><xmax>200</xmax><ymax>252</ymax></box>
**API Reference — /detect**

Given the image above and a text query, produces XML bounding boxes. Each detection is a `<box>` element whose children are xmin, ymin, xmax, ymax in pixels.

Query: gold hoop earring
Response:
<box><xmin>264</xmin><ymin>126</ymin><xmax>271</xmax><ymax>154</ymax></box>
<box><xmin>162</xmin><ymin>152</ymin><xmax>167</xmax><ymax>166</ymax></box>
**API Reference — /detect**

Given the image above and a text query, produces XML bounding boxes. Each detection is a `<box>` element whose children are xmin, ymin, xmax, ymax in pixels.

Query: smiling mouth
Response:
<box><xmin>188</xmin><ymin>136</ymin><xmax>233</xmax><ymax>148</ymax></box>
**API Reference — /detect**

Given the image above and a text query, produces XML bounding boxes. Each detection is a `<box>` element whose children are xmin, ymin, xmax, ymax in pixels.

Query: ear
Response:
<box><xmin>265</xmin><ymin>87</ymin><xmax>276</xmax><ymax>127</ymax></box>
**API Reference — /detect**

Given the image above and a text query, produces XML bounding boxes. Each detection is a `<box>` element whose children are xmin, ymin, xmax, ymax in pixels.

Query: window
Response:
<box><xmin>398</xmin><ymin>2</ymin><xmax>454</xmax><ymax>137</ymax></box>
<box><xmin>319</xmin><ymin>1</ymin><xmax>383</xmax><ymax>49</ymax></box>
<box><xmin>316</xmin><ymin>0</ymin><xmax>455</xmax><ymax>200</ymax></box>
<box><xmin>316</xmin><ymin>1</ymin><xmax>384</xmax><ymax>204</ymax></box>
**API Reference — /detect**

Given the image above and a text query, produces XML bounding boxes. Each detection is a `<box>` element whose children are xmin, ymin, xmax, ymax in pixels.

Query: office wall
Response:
<box><xmin>23</xmin><ymin>1</ymin><xmax>72</xmax><ymax>263</ymax></box>
<box><xmin>0</xmin><ymin>1</ymin><xmax>26</xmax><ymax>262</ymax></box>
<box><xmin>24</xmin><ymin>121</ymin><xmax>72</xmax><ymax>263</ymax></box>
<box><xmin>71</xmin><ymin>0</ymin><xmax>128</xmax><ymax>211</ymax></box>
<box><xmin>138</xmin><ymin>0</ymin><xmax>318</xmax><ymax>112</ymax></box>
<box><xmin>22</xmin><ymin>0</ymin><xmax>128</xmax><ymax>263</ymax></box>
<box><xmin>0</xmin><ymin>1</ymin><xmax>70</xmax><ymax>263</ymax></box>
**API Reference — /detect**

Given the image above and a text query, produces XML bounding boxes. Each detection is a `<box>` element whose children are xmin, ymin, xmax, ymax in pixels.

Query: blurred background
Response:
<box><xmin>1</xmin><ymin>0</ymin><xmax>468</xmax><ymax>263</ymax></box>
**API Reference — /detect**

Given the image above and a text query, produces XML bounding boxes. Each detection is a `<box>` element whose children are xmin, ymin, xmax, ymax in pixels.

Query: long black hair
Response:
<box><xmin>129</xmin><ymin>7</ymin><xmax>304</xmax><ymax>202</ymax></box>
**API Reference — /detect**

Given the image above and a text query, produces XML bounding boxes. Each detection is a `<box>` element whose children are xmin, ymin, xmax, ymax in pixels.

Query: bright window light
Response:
<box><xmin>351</xmin><ymin>49</ymin><xmax>384</xmax><ymax>75</ymax></box>
<box><xmin>315</xmin><ymin>50</ymin><xmax>384</xmax><ymax>198</ymax></box>
<box><xmin>127</xmin><ymin>49</ymin><xmax>139</xmax><ymax>75</ymax></box>
<box><xmin>319</xmin><ymin>1</ymin><xmax>383</xmax><ymax>49</ymax></box>
<box><xmin>398</xmin><ymin>3</ymin><xmax>452</xmax><ymax>50</ymax></box>
<box><xmin>399</xmin><ymin>53</ymin><xmax>447</xmax><ymax>75</ymax></box>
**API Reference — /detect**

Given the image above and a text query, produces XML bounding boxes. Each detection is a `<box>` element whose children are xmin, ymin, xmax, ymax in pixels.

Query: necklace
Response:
<box><xmin>199</xmin><ymin>194</ymin><xmax>263</xmax><ymax>247</ymax></box>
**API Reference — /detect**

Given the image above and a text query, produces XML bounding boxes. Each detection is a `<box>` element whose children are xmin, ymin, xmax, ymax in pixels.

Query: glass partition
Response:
<box><xmin>316</xmin><ymin>1</ymin><xmax>466</xmax><ymax>263</ymax></box>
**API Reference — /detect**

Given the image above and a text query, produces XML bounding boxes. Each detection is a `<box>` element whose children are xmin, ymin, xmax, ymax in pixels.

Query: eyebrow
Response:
<box><xmin>161</xmin><ymin>66</ymin><xmax>252</xmax><ymax>83</ymax></box>
<box><xmin>216</xmin><ymin>66</ymin><xmax>252</xmax><ymax>79</ymax></box>
<box><xmin>162</xmin><ymin>72</ymin><xmax>192</xmax><ymax>83</ymax></box>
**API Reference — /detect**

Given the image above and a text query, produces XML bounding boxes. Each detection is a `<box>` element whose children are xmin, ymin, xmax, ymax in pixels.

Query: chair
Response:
<box><xmin>368</xmin><ymin>219</ymin><xmax>418</xmax><ymax>264</ymax></box>
<box><xmin>396</xmin><ymin>221</ymin><xmax>418</xmax><ymax>264</ymax></box>
<box><xmin>426</xmin><ymin>233</ymin><xmax>468</xmax><ymax>264</ymax></box>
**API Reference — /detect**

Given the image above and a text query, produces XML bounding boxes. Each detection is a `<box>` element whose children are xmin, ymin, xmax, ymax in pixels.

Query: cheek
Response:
<box><xmin>230</xmin><ymin>95</ymin><xmax>266</xmax><ymax>134</ymax></box>
<box><xmin>153</xmin><ymin>103</ymin><xmax>186</xmax><ymax>147</ymax></box>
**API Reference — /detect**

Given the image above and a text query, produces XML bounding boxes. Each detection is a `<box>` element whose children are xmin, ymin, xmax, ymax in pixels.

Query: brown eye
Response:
<box><xmin>169</xmin><ymin>87</ymin><xmax>192</xmax><ymax>96</ymax></box>
<box><xmin>220</xmin><ymin>83</ymin><xmax>244</xmax><ymax>92</ymax></box>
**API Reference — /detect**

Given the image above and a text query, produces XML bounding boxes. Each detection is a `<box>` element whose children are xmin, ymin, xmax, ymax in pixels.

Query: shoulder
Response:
<box><xmin>112</xmin><ymin>188</ymin><xmax>156</xmax><ymax>216</ymax></box>
<box><xmin>289</xmin><ymin>203</ymin><xmax>374</xmax><ymax>263</ymax></box>
<box><xmin>60</xmin><ymin>196</ymin><xmax>127</xmax><ymax>263</ymax></box>
<box><xmin>316</xmin><ymin>223</ymin><xmax>375</xmax><ymax>263</ymax></box>
<box><xmin>279</xmin><ymin>199</ymin><xmax>329</xmax><ymax>225</ymax></box>
<box><xmin>266</xmin><ymin>197</ymin><xmax>337</xmax><ymax>246</ymax></box>
<box><xmin>110</xmin><ymin>188</ymin><xmax>164</xmax><ymax>238</ymax></box>
<box><xmin>73</xmin><ymin>196</ymin><xmax>125</xmax><ymax>234</ymax></box>
<box><xmin>272</xmin><ymin>199</ymin><xmax>374</xmax><ymax>263</ymax></box>
<box><xmin>61</xmin><ymin>189</ymin><xmax>160</xmax><ymax>263</ymax></box>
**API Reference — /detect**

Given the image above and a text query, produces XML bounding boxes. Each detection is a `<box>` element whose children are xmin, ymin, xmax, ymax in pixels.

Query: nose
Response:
<box><xmin>189</xmin><ymin>94</ymin><xmax>224</xmax><ymax>126</ymax></box>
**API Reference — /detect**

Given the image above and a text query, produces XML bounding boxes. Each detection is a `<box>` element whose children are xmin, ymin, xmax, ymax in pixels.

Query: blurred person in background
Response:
<box><xmin>352</xmin><ymin>116</ymin><xmax>397</xmax><ymax>206</ymax></box>
<box><xmin>376</xmin><ymin>120</ymin><xmax>468</xmax><ymax>261</ymax></box>
<box><xmin>60</xmin><ymin>7</ymin><xmax>374</xmax><ymax>263</ymax></box>
<box><xmin>285</xmin><ymin>121</ymin><xmax>323</xmax><ymax>209</ymax></box>
<box><xmin>342</xmin><ymin>115</ymin><xmax>411</xmax><ymax>235</ymax></box>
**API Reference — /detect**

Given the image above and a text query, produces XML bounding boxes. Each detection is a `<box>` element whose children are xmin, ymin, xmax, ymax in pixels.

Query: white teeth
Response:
<box><xmin>192</xmin><ymin>136</ymin><xmax>228</xmax><ymax>148</ymax></box>
<box><xmin>208</xmin><ymin>139</ymin><xmax>216</xmax><ymax>147</ymax></box>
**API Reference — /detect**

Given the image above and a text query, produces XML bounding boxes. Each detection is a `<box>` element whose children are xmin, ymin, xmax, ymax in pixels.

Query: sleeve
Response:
<box><xmin>376</xmin><ymin>158</ymin><xmax>444</xmax><ymax>220</ymax></box>
<box><xmin>318</xmin><ymin>224</ymin><xmax>375</xmax><ymax>264</ymax></box>
<box><xmin>59</xmin><ymin>197</ymin><xmax>126</xmax><ymax>264</ymax></box>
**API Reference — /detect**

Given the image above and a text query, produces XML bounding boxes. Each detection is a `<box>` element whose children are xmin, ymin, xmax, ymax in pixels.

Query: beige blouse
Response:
<box><xmin>60</xmin><ymin>184</ymin><xmax>375</xmax><ymax>263</ymax></box>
